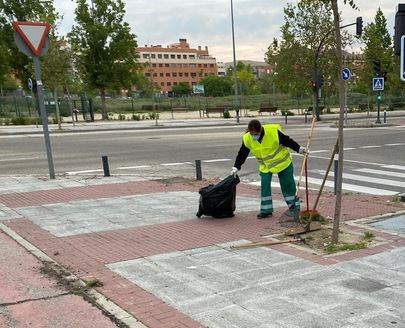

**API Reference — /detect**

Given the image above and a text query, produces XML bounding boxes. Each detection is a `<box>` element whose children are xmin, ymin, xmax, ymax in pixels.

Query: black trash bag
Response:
<box><xmin>196</xmin><ymin>174</ymin><xmax>240</xmax><ymax>218</ymax></box>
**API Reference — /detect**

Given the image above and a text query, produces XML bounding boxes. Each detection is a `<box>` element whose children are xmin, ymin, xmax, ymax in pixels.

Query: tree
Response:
<box><xmin>172</xmin><ymin>82</ymin><xmax>191</xmax><ymax>96</ymax></box>
<box><xmin>265</xmin><ymin>0</ymin><xmax>340</xmax><ymax>100</ymax></box>
<box><xmin>329</xmin><ymin>0</ymin><xmax>358</xmax><ymax>244</ymax></box>
<box><xmin>359</xmin><ymin>8</ymin><xmax>394</xmax><ymax>93</ymax></box>
<box><xmin>42</xmin><ymin>35</ymin><xmax>74</xmax><ymax>128</ymax></box>
<box><xmin>69</xmin><ymin>0</ymin><xmax>140</xmax><ymax>119</ymax></box>
<box><xmin>0</xmin><ymin>0</ymin><xmax>56</xmax><ymax>84</ymax></box>
<box><xmin>200</xmin><ymin>75</ymin><xmax>232</xmax><ymax>97</ymax></box>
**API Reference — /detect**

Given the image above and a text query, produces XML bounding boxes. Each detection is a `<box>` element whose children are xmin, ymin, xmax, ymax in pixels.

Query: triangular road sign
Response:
<box><xmin>372</xmin><ymin>77</ymin><xmax>384</xmax><ymax>91</ymax></box>
<box><xmin>374</xmin><ymin>79</ymin><xmax>382</xmax><ymax>88</ymax></box>
<box><xmin>12</xmin><ymin>21</ymin><xmax>51</xmax><ymax>56</ymax></box>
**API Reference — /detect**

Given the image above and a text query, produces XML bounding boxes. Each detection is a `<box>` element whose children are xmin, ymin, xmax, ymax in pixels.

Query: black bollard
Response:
<box><xmin>383</xmin><ymin>110</ymin><xmax>386</xmax><ymax>123</ymax></box>
<box><xmin>195</xmin><ymin>159</ymin><xmax>202</xmax><ymax>180</ymax></box>
<box><xmin>304</xmin><ymin>111</ymin><xmax>308</xmax><ymax>123</ymax></box>
<box><xmin>284</xmin><ymin>112</ymin><xmax>288</xmax><ymax>124</ymax></box>
<box><xmin>102</xmin><ymin>155</ymin><xmax>110</xmax><ymax>177</ymax></box>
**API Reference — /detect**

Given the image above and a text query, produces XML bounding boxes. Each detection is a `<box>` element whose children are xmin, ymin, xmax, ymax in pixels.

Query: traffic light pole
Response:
<box><xmin>376</xmin><ymin>91</ymin><xmax>382</xmax><ymax>124</ymax></box>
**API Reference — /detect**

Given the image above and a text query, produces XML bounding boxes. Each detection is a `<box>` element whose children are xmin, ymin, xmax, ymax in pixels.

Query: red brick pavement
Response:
<box><xmin>2</xmin><ymin>179</ymin><xmax>405</xmax><ymax>328</ymax></box>
<box><xmin>0</xmin><ymin>230</ymin><xmax>118</xmax><ymax>328</ymax></box>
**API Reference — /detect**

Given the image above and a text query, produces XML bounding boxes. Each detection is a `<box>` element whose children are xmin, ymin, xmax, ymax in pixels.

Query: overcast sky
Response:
<box><xmin>54</xmin><ymin>0</ymin><xmax>398</xmax><ymax>63</ymax></box>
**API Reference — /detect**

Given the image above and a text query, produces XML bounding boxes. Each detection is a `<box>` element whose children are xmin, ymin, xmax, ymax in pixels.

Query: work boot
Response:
<box><xmin>257</xmin><ymin>212</ymin><xmax>272</xmax><ymax>219</ymax></box>
<box><xmin>283</xmin><ymin>207</ymin><xmax>300</xmax><ymax>221</ymax></box>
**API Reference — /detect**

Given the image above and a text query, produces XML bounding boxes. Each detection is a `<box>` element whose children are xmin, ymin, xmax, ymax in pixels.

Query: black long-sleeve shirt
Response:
<box><xmin>233</xmin><ymin>129</ymin><xmax>301</xmax><ymax>170</ymax></box>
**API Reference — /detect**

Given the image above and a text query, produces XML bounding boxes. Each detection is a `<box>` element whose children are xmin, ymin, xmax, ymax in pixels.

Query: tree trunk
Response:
<box><xmin>53</xmin><ymin>88</ymin><xmax>62</xmax><ymax>130</ymax></box>
<box><xmin>101</xmin><ymin>89</ymin><xmax>108</xmax><ymax>120</ymax></box>
<box><xmin>331</xmin><ymin>0</ymin><xmax>345</xmax><ymax>244</ymax></box>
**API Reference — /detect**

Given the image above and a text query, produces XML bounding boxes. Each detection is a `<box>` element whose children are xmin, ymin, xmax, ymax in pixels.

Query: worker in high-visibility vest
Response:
<box><xmin>231</xmin><ymin>119</ymin><xmax>306</xmax><ymax>219</ymax></box>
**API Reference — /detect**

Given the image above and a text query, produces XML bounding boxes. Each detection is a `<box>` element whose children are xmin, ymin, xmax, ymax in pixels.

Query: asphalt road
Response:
<box><xmin>1</xmin><ymin>123</ymin><xmax>405</xmax><ymax>195</ymax></box>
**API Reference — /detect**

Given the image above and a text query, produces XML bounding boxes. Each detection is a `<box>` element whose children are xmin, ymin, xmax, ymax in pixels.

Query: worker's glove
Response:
<box><xmin>230</xmin><ymin>167</ymin><xmax>239</xmax><ymax>176</ymax></box>
<box><xmin>299</xmin><ymin>146</ymin><xmax>307</xmax><ymax>154</ymax></box>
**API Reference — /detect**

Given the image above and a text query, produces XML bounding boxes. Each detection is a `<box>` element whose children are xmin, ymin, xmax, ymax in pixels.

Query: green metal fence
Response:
<box><xmin>1</xmin><ymin>91</ymin><xmax>405</xmax><ymax>122</ymax></box>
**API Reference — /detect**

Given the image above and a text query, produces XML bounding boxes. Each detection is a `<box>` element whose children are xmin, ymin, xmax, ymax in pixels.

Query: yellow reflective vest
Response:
<box><xmin>243</xmin><ymin>124</ymin><xmax>292</xmax><ymax>174</ymax></box>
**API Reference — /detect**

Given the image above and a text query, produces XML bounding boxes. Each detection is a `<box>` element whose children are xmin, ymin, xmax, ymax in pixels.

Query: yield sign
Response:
<box><xmin>12</xmin><ymin>21</ymin><xmax>51</xmax><ymax>56</ymax></box>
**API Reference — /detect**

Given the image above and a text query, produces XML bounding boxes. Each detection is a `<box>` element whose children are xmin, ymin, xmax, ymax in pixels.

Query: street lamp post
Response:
<box><xmin>230</xmin><ymin>0</ymin><xmax>240</xmax><ymax>123</ymax></box>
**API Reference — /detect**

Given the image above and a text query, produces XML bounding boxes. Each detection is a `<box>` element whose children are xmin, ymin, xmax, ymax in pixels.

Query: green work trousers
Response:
<box><xmin>259</xmin><ymin>162</ymin><xmax>300</xmax><ymax>215</ymax></box>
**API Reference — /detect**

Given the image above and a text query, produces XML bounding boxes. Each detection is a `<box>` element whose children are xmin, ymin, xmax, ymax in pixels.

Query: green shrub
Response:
<box><xmin>223</xmin><ymin>109</ymin><xmax>231</xmax><ymax>118</ymax></box>
<box><xmin>148</xmin><ymin>112</ymin><xmax>159</xmax><ymax>120</ymax></box>
<box><xmin>281</xmin><ymin>110</ymin><xmax>294</xmax><ymax>116</ymax></box>
<box><xmin>118</xmin><ymin>114</ymin><xmax>126</xmax><ymax>120</ymax></box>
<box><xmin>132</xmin><ymin>113</ymin><xmax>141</xmax><ymax>121</ymax></box>
<box><xmin>11</xmin><ymin>116</ymin><xmax>34</xmax><ymax>125</ymax></box>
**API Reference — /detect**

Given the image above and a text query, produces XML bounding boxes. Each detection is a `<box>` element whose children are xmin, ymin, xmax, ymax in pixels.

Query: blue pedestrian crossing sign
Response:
<box><xmin>372</xmin><ymin>77</ymin><xmax>384</xmax><ymax>91</ymax></box>
<box><xmin>342</xmin><ymin>68</ymin><xmax>351</xmax><ymax>81</ymax></box>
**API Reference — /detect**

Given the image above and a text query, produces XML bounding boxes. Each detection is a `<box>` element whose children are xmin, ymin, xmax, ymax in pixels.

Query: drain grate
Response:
<box><xmin>368</xmin><ymin>214</ymin><xmax>405</xmax><ymax>234</ymax></box>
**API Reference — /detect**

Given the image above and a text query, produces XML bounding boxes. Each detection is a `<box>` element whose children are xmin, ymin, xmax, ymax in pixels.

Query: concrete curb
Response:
<box><xmin>1</xmin><ymin>112</ymin><xmax>405</xmax><ymax>136</ymax></box>
<box><xmin>0</xmin><ymin>222</ymin><xmax>146</xmax><ymax>328</ymax></box>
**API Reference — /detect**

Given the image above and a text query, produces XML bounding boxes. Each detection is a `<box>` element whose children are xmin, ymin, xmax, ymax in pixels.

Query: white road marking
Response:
<box><xmin>315</xmin><ymin>169</ymin><xmax>405</xmax><ymax>188</ymax></box>
<box><xmin>66</xmin><ymin>169</ymin><xmax>103</xmax><ymax>175</ymax></box>
<box><xmin>343</xmin><ymin>147</ymin><xmax>356</xmax><ymax>151</ymax></box>
<box><xmin>353</xmin><ymin>168</ymin><xmax>405</xmax><ymax>179</ymax></box>
<box><xmin>161</xmin><ymin>162</ymin><xmax>192</xmax><ymax>166</ymax></box>
<box><xmin>307</xmin><ymin>154</ymin><xmax>390</xmax><ymax>167</ymax></box>
<box><xmin>117</xmin><ymin>165</ymin><xmax>151</xmax><ymax>170</ymax></box>
<box><xmin>309</xmin><ymin>150</ymin><xmax>329</xmax><ymax>153</ymax></box>
<box><xmin>203</xmin><ymin>159</ymin><xmax>231</xmax><ymax>163</ymax></box>
<box><xmin>381</xmin><ymin>165</ymin><xmax>405</xmax><ymax>171</ymax></box>
<box><xmin>384</xmin><ymin>143</ymin><xmax>405</xmax><ymax>146</ymax></box>
<box><xmin>249</xmin><ymin>176</ymin><xmax>396</xmax><ymax>195</ymax></box>
<box><xmin>0</xmin><ymin>156</ymin><xmax>40</xmax><ymax>162</ymax></box>
<box><xmin>359</xmin><ymin>145</ymin><xmax>381</xmax><ymax>149</ymax></box>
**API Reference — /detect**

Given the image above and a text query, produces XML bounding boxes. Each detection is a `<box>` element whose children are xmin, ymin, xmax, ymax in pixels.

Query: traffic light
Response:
<box><xmin>373</xmin><ymin>60</ymin><xmax>381</xmax><ymax>77</ymax></box>
<box><xmin>356</xmin><ymin>17</ymin><xmax>363</xmax><ymax>37</ymax></box>
<box><xmin>319</xmin><ymin>75</ymin><xmax>325</xmax><ymax>88</ymax></box>
<box><xmin>394</xmin><ymin>4</ymin><xmax>405</xmax><ymax>55</ymax></box>
<box><xmin>377</xmin><ymin>93</ymin><xmax>382</xmax><ymax>102</ymax></box>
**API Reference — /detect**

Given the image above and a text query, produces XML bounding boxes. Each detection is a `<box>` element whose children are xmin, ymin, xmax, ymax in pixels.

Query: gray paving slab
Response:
<box><xmin>0</xmin><ymin>204</ymin><xmax>21</xmax><ymax>221</ymax></box>
<box><xmin>336</xmin><ymin>258</ymin><xmax>405</xmax><ymax>286</ymax></box>
<box><xmin>13</xmin><ymin>191</ymin><xmax>280</xmax><ymax>237</ymax></box>
<box><xmin>108</xmin><ymin>243</ymin><xmax>405</xmax><ymax>328</ymax></box>
<box><xmin>0</xmin><ymin>176</ymin><xmax>146</xmax><ymax>195</ymax></box>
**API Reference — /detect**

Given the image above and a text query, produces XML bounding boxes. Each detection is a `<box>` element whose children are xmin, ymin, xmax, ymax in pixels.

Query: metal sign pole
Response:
<box><xmin>376</xmin><ymin>91</ymin><xmax>381</xmax><ymax>124</ymax></box>
<box><xmin>33</xmin><ymin>56</ymin><xmax>55</xmax><ymax>179</ymax></box>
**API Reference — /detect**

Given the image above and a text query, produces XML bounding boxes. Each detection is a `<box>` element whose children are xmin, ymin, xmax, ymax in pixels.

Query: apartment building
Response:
<box><xmin>137</xmin><ymin>38</ymin><xmax>218</xmax><ymax>94</ymax></box>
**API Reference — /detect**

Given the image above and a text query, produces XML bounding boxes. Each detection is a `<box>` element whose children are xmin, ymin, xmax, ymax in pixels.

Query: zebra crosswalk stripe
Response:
<box><xmin>314</xmin><ymin>170</ymin><xmax>405</xmax><ymax>189</ymax></box>
<box><xmin>249</xmin><ymin>175</ymin><xmax>397</xmax><ymax>196</ymax></box>
<box><xmin>381</xmin><ymin>165</ymin><xmax>405</xmax><ymax>171</ymax></box>
<box><xmin>354</xmin><ymin>168</ymin><xmax>405</xmax><ymax>179</ymax></box>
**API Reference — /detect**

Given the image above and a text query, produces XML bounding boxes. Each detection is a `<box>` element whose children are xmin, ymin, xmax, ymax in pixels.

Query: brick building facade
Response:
<box><xmin>137</xmin><ymin>38</ymin><xmax>218</xmax><ymax>94</ymax></box>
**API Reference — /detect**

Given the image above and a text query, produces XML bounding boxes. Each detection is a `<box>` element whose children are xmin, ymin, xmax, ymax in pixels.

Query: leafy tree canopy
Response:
<box><xmin>69</xmin><ymin>0</ymin><xmax>140</xmax><ymax>118</ymax></box>
<box><xmin>0</xmin><ymin>0</ymin><xmax>57</xmax><ymax>84</ymax></box>
<box><xmin>200</xmin><ymin>75</ymin><xmax>232</xmax><ymax>97</ymax></box>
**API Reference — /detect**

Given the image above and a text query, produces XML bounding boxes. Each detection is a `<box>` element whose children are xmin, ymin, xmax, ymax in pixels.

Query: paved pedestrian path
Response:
<box><xmin>0</xmin><ymin>175</ymin><xmax>405</xmax><ymax>327</ymax></box>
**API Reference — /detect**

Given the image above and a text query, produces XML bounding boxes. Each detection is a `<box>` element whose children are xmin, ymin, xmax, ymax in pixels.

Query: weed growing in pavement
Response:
<box><xmin>363</xmin><ymin>231</ymin><xmax>375</xmax><ymax>241</ymax></box>
<box><xmin>391</xmin><ymin>195</ymin><xmax>401</xmax><ymax>203</ymax></box>
<box><xmin>325</xmin><ymin>241</ymin><xmax>367</xmax><ymax>254</ymax></box>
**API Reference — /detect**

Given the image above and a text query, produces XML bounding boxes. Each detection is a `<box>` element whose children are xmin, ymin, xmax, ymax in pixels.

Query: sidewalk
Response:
<box><xmin>2</xmin><ymin>109</ymin><xmax>405</xmax><ymax>135</ymax></box>
<box><xmin>0</xmin><ymin>174</ymin><xmax>404</xmax><ymax>327</ymax></box>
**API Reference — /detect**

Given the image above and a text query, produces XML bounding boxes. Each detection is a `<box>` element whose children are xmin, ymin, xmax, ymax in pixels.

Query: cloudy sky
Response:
<box><xmin>54</xmin><ymin>0</ymin><xmax>398</xmax><ymax>63</ymax></box>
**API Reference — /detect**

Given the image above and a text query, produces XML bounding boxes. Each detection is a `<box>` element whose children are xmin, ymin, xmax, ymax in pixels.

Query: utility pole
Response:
<box><xmin>230</xmin><ymin>0</ymin><xmax>240</xmax><ymax>123</ymax></box>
